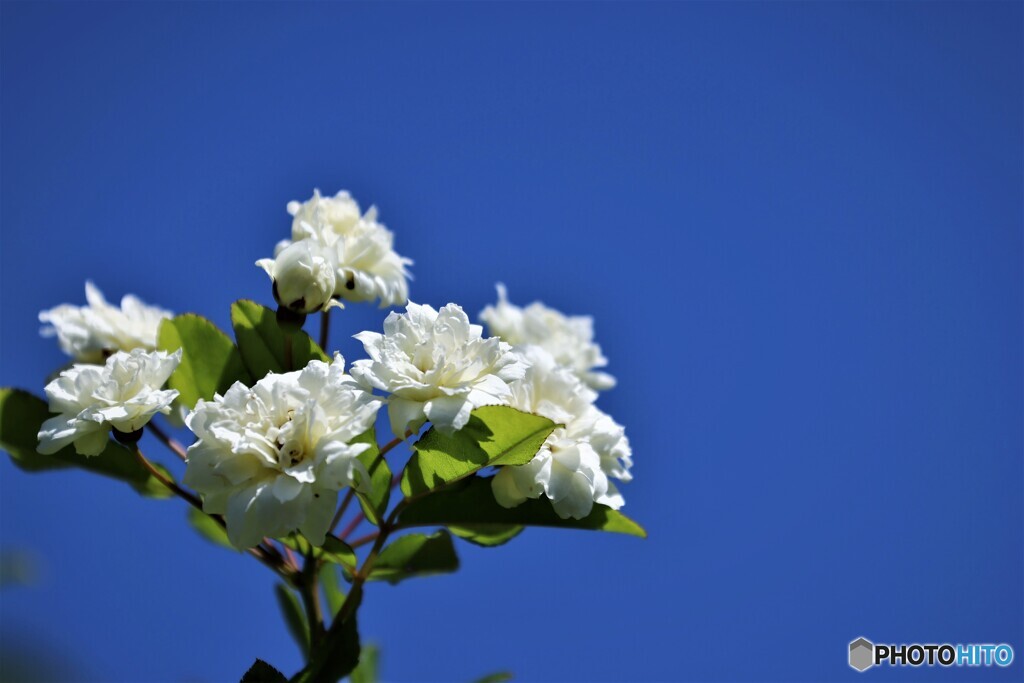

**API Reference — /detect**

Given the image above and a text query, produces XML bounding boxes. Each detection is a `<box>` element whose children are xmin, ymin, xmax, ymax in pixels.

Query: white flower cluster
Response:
<box><xmin>258</xmin><ymin>190</ymin><xmax>412</xmax><ymax>314</ymax></box>
<box><xmin>38</xmin><ymin>349</ymin><xmax>181</xmax><ymax>456</ymax></box>
<box><xmin>352</xmin><ymin>303</ymin><xmax>526</xmax><ymax>436</ymax></box>
<box><xmin>481</xmin><ymin>289</ymin><xmax>632</xmax><ymax>520</ymax></box>
<box><xmin>39</xmin><ymin>281</ymin><xmax>172</xmax><ymax>363</ymax></box>
<box><xmin>182</xmin><ymin>356</ymin><xmax>381</xmax><ymax>548</ymax></box>
<box><xmin>32</xmin><ymin>189</ymin><xmax>632</xmax><ymax>549</ymax></box>
<box><xmin>480</xmin><ymin>284</ymin><xmax>615</xmax><ymax>390</ymax></box>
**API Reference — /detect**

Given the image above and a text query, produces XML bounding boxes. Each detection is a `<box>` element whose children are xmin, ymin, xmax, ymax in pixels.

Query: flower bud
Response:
<box><xmin>257</xmin><ymin>240</ymin><xmax>338</xmax><ymax>314</ymax></box>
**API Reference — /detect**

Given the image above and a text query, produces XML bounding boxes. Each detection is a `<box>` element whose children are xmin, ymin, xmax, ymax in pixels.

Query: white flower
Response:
<box><xmin>182</xmin><ymin>356</ymin><xmax>381</xmax><ymax>549</ymax></box>
<box><xmin>277</xmin><ymin>190</ymin><xmax>413</xmax><ymax>308</ymax></box>
<box><xmin>491</xmin><ymin>346</ymin><xmax>632</xmax><ymax>519</ymax></box>
<box><xmin>287</xmin><ymin>189</ymin><xmax>362</xmax><ymax>241</ymax></box>
<box><xmin>327</xmin><ymin>210</ymin><xmax>412</xmax><ymax>308</ymax></box>
<box><xmin>257</xmin><ymin>240</ymin><xmax>339</xmax><ymax>314</ymax></box>
<box><xmin>351</xmin><ymin>303</ymin><xmax>526</xmax><ymax>436</ymax></box>
<box><xmin>37</xmin><ymin>349</ymin><xmax>181</xmax><ymax>456</ymax></box>
<box><xmin>39</xmin><ymin>282</ymin><xmax>173</xmax><ymax>363</ymax></box>
<box><xmin>480</xmin><ymin>284</ymin><xmax>615</xmax><ymax>390</ymax></box>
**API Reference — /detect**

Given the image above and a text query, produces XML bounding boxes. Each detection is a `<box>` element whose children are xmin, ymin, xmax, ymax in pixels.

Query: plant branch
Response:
<box><xmin>133</xmin><ymin>441</ymin><xmax>295</xmax><ymax>582</ymax></box>
<box><xmin>348</xmin><ymin>531</ymin><xmax>379</xmax><ymax>549</ymax></box>
<box><xmin>328</xmin><ymin>488</ymin><xmax>356</xmax><ymax>536</ymax></box>
<box><xmin>299</xmin><ymin>544</ymin><xmax>325</xmax><ymax>648</ymax></box>
<box><xmin>318</xmin><ymin>309</ymin><xmax>331</xmax><ymax>350</ymax></box>
<box><xmin>148</xmin><ymin>420</ymin><xmax>188</xmax><ymax>461</ymax></box>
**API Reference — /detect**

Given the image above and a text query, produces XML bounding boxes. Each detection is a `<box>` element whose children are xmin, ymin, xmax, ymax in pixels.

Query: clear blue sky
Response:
<box><xmin>1</xmin><ymin>2</ymin><xmax>1021</xmax><ymax>682</ymax></box>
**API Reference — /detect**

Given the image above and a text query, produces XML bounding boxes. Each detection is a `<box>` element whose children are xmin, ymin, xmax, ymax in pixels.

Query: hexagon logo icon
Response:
<box><xmin>849</xmin><ymin>637</ymin><xmax>874</xmax><ymax>672</ymax></box>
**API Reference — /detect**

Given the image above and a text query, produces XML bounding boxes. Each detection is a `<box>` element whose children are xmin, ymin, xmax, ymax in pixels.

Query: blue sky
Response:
<box><xmin>1</xmin><ymin>2</ymin><xmax>1021</xmax><ymax>682</ymax></box>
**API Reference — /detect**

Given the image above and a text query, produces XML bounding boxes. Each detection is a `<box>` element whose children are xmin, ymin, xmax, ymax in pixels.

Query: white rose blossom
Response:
<box><xmin>37</xmin><ymin>348</ymin><xmax>182</xmax><ymax>456</ymax></box>
<box><xmin>257</xmin><ymin>239</ymin><xmax>339</xmax><ymax>314</ymax></box>
<box><xmin>491</xmin><ymin>346</ymin><xmax>632</xmax><ymax>520</ymax></box>
<box><xmin>39</xmin><ymin>281</ymin><xmax>173</xmax><ymax>363</ymax></box>
<box><xmin>351</xmin><ymin>303</ymin><xmax>526</xmax><ymax>437</ymax></box>
<box><xmin>182</xmin><ymin>356</ymin><xmax>382</xmax><ymax>549</ymax></box>
<box><xmin>480</xmin><ymin>284</ymin><xmax>615</xmax><ymax>390</ymax></box>
<box><xmin>271</xmin><ymin>190</ymin><xmax>413</xmax><ymax>308</ymax></box>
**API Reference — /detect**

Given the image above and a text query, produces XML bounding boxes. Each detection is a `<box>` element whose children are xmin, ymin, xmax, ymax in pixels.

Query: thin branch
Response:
<box><xmin>348</xmin><ymin>531</ymin><xmax>378</xmax><ymax>549</ymax></box>
<box><xmin>148</xmin><ymin>420</ymin><xmax>188</xmax><ymax>461</ymax></box>
<box><xmin>338</xmin><ymin>512</ymin><xmax>364</xmax><ymax>541</ymax></box>
<box><xmin>328</xmin><ymin>488</ymin><xmax>355</xmax><ymax>536</ymax></box>
<box><xmin>133</xmin><ymin>444</ymin><xmax>295</xmax><ymax>582</ymax></box>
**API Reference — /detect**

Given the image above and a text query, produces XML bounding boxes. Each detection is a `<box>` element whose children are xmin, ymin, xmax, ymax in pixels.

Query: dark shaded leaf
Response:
<box><xmin>368</xmin><ymin>531</ymin><xmax>459</xmax><ymax>584</ymax></box>
<box><xmin>398</xmin><ymin>477</ymin><xmax>646</xmax><ymax>538</ymax></box>
<box><xmin>275</xmin><ymin>584</ymin><xmax>310</xmax><ymax>656</ymax></box>
<box><xmin>231</xmin><ymin>299</ymin><xmax>329</xmax><ymax>379</ymax></box>
<box><xmin>280</xmin><ymin>534</ymin><xmax>357</xmax><ymax>572</ymax></box>
<box><xmin>0</xmin><ymin>388</ymin><xmax>172</xmax><ymax>498</ymax></box>
<box><xmin>187</xmin><ymin>507</ymin><xmax>236</xmax><ymax>550</ymax></box>
<box><xmin>449</xmin><ymin>524</ymin><xmax>524</xmax><ymax>547</ymax></box>
<box><xmin>241</xmin><ymin>659</ymin><xmax>287</xmax><ymax>683</ymax></box>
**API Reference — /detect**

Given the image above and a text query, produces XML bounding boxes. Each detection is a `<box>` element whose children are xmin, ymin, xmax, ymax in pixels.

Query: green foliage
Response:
<box><xmin>187</xmin><ymin>507</ymin><xmax>236</xmax><ymax>550</ymax></box>
<box><xmin>294</xmin><ymin>609</ymin><xmax>361</xmax><ymax>683</ymax></box>
<box><xmin>449</xmin><ymin>524</ymin><xmax>524</xmax><ymax>547</ymax></box>
<box><xmin>319</xmin><ymin>564</ymin><xmax>346</xmax><ymax>617</ymax></box>
<box><xmin>0</xmin><ymin>388</ymin><xmax>172</xmax><ymax>498</ymax></box>
<box><xmin>472</xmin><ymin>673</ymin><xmax>514</xmax><ymax>683</ymax></box>
<box><xmin>275</xmin><ymin>584</ymin><xmax>311</xmax><ymax>657</ymax></box>
<box><xmin>240</xmin><ymin>659</ymin><xmax>288</xmax><ymax>683</ymax></box>
<box><xmin>349</xmin><ymin>644</ymin><xmax>379</xmax><ymax>683</ymax></box>
<box><xmin>398</xmin><ymin>477</ymin><xmax>647</xmax><ymax>537</ymax></box>
<box><xmin>401</xmin><ymin>406</ymin><xmax>556</xmax><ymax>498</ymax></box>
<box><xmin>352</xmin><ymin>427</ymin><xmax>391</xmax><ymax>526</ymax></box>
<box><xmin>230</xmin><ymin>300</ymin><xmax>329</xmax><ymax>378</ymax></box>
<box><xmin>281</xmin><ymin>534</ymin><xmax>357</xmax><ymax>572</ymax></box>
<box><xmin>368</xmin><ymin>531</ymin><xmax>459</xmax><ymax>584</ymax></box>
<box><xmin>157</xmin><ymin>314</ymin><xmax>250</xmax><ymax>408</ymax></box>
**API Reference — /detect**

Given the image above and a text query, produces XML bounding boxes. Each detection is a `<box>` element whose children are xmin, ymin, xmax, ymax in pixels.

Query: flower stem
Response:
<box><xmin>284</xmin><ymin>334</ymin><xmax>294</xmax><ymax>371</ymax></box>
<box><xmin>133</xmin><ymin>442</ymin><xmax>295</xmax><ymax>582</ymax></box>
<box><xmin>148</xmin><ymin>420</ymin><xmax>188</xmax><ymax>461</ymax></box>
<box><xmin>329</xmin><ymin>488</ymin><xmax>356</xmax><ymax>536</ymax></box>
<box><xmin>348</xmin><ymin>531</ymin><xmax>378</xmax><ymax>549</ymax></box>
<box><xmin>299</xmin><ymin>545</ymin><xmax>325</xmax><ymax>647</ymax></box>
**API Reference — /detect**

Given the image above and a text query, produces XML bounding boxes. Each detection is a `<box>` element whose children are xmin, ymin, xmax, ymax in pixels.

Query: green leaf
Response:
<box><xmin>349</xmin><ymin>644</ymin><xmax>379</xmax><ymax>683</ymax></box>
<box><xmin>280</xmin><ymin>534</ymin><xmax>357</xmax><ymax>572</ymax></box>
<box><xmin>368</xmin><ymin>531</ymin><xmax>459</xmax><ymax>584</ymax></box>
<box><xmin>353</xmin><ymin>427</ymin><xmax>391</xmax><ymax>526</ymax></box>
<box><xmin>187</xmin><ymin>507</ymin><xmax>236</xmax><ymax>550</ymax></box>
<box><xmin>472</xmin><ymin>673</ymin><xmax>514</xmax><ymax>683</ymax></box>
<box><xmin>230</xmin><ymin>300</ymin><xmax>329</xmax><ymax>379</ymax></box>
<box><xmin>449</xmin><ymin>524</ymin><xmax>524</xmax><ymax>547</ymax></box>
<box><xmin>398</xmin><ymin>477</ymin><xmax>647</xmax><ymax>538</ymax></box>
<box><xmin>240</xmin><ymin>659</ymin><xmax>287</xmax><ymax>683</ymax></box>
<box><xmin>294</xmin><ymin>609</ymin><xmax>361</xmax><ymax>683</ymax></box>
<box><xmin>157</xmin><ymin>314</ymin><xmax>251</xmax><ymax>408</ymax></box>
<box><xmin>275</xmin><ymin>583</ymin><xmax>310</xmax><ymax>657</ymax></box>
<box><xmin>0</xmin><ymin>388</ymin><xmax>172</xmax><ymax>498</ymax></box>
<box><xmin>401</xmin><ymin>406</ymin><xmax>557</xmax><ymax>498</ymax></box>
<box><xmin>319</xmin><ymin>564</ymin><xmax>346</xmax><ymax>617</ymax></box>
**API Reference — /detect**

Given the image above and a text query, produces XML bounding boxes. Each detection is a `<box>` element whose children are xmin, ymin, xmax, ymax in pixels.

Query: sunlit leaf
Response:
<box><xmin>401</xmin><ymin>406</ymin><xmax>556</xmax><ymax>498</ymax></box>
<box><xmin>157</xmin><ymin>314</ymin><xmax>250</xmax><ymax>408</ymax></box>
